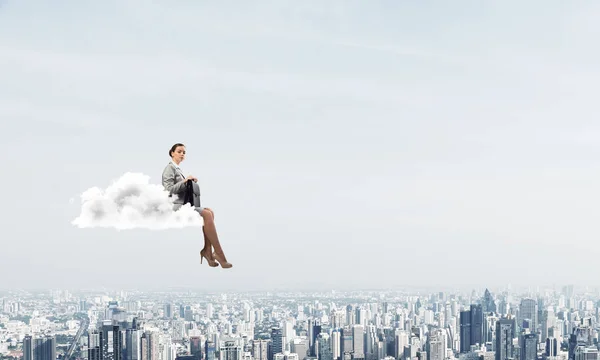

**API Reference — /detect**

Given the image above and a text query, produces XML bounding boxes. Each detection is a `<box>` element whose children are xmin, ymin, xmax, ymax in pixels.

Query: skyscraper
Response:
<box><xmin>459</xmin><ymin>310</ymin><xmax>471</xmax><ymax>353</ymax></box>
<box><xmin>190</xmin><ymin>336</ymin><xmax>203</xmax><ymax>360</ymax></box>
<box><xmin>252</xmin><ymin>340</ymin><xmax>269</xmax><ymax>360</ymax></box>
<box><xmin>141</xmin><ymin>331</ymin><xmax>159</xmax><ymax>360</ymax></box>
<box><xmin>426</xmin><ymin>329</ymin><xmax>445</xmax><ymax>360</ymax></box>
<box><xmin>495</xmin><ymin>317</ymin><xmax>515</xmax><ymax>360</ymax></box>
<box><xmin>519</xmin><ymin>299</ymin><xmax>538</xmax><ymax>333</ymax></box>
<box><xmin>317</xmin><ymin>333</ymin><xmax>333</xmax><ymax>360</ymax></box>
<box><xmin>219</xmin><ymin>338</ymin><xmax>243</xmax><ymax>360</ymax></box>
<box><xmin>520</xmin><ymin>333</ymin><xmax>537</xmax><ymax>360</ymax></box>
<box><xmin>470</xmin><ymin>304</ymin><xmax>483</xmax><ymax>347</ymax></box>
<box><xmin>271</xmin><ymin>327</ymin><xmax>284</xmax><ymax>359</ymax></box>
<box><xmin>23</xmin><ymin>335</ymin><xmax>56</xmax><ymax>360</ymax></box>
<box><xmin>101</xmin><ymin>321</ymin><xmax>123</xmax><ymax>360</ymax></box>
<box><xmin>125</xmin><ymin>329</ymin><xmax>141</xmax><ymax>360</ymax></box>
<box><xmin>352</xmin><ymin>325</ymin><xmax>365</xmax><ymax>360</ymax></box>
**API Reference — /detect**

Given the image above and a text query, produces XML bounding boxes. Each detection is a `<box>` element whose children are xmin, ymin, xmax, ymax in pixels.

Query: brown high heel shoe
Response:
<box><xmin>200</xmin><ymin>249</ymin><xmax>218</xmax><ymax>267</ymax></box>
<box><xmin>212</xmin><ymin>252</ymin><xmax>233</xmax><ymax>268</ymax></box>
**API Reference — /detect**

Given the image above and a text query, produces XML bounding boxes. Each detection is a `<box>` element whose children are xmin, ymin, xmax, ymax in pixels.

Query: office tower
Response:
<box><xmin>520</xmin><ymin>333</ymin><xmax>537</xmax><ymax>360</ymax></box>
<box><xmin>160</xmin><ymin>335</ymin><xmax>176</xmax><ymax>360</ymax></box>
<box><xmin>364</xmin><ymin>326</ymin><xmax>377</xmax><ymax>360</ymax></box>
<box><xmin>470</xmin><ymin>304</ymin><xmax>483</xmax><ymax>347</ymax></box>
<box><xmin>306</xmin><ymin>320</ymin><xmax>321</xmax><ymax>357</ymax></box>
<box><xmin>331</xmin><ymin>329</ymin><xmax>341</xmax><ymax>360</ymax></box>
<box><xmin>546</xmin><ymin>337</ymin><xmax>558</xmax><ymax>357</ymax></box>
<box><xmin>542</xmin><ymin>307</ymin><xmax>556</xmax><ymax>341</ymax></box>
<box><xmin>495</xmin><ymin>317</ymin><xmax>515</xmax><ymax>360</ymax></box>
<box><xmin>569</xmin><ymin>326</ymin><xmax>595</xmax><ymax>360</ymax></box>
<box><xmin>205</xmin><ymin>341</ymin><xmax>216</xmax><ymax>360</ymax></box>
<box><xmin>283</xmin><ymin>321</ymin><xmax>296</xmax><ymax>343</ymax></box>
<box><xmin>340</xmin><ymin>328</ymin><xmax>353</xmax><ymax>357</ymax></box>
<box><xmin>141</xmin><ymin>332</ymin><xmax>159</xmax><ymax>360</ymax></box>
<box><xmin>395</xmin><ymin>330</ymin><xmax>408</xmax><ymax>359</ymax></box>
<box><xmin>99</xmin><ymin>321</ymin><xmax>123</xmax><ymax>360</ymax></box>
<box><xmin>253</xmin><ymin>340</ymin><xmax>269</xmax><ymax>360</ymax></box>
<box><xmin>125</xmin><ymin>329</ymin><xmax>141</xmax><ymax>360</ymax></box>
<box><xmin>352</xmin><ymin>325</ymin><xmax>365</xmax><ymax>359</ymax></box>
<box><xmin>184</xmin><ymin>306</ymin><xmax>194</xmax><ymax>321</ymax></box>
<box><xmin>346</xmin><ymin>306</ymin><xmax>356</xmax><ymax>326</ymax></box>
<box><xmin>317</xmin><ymin>333</ymin><xmax>333</xmax><ymax>360</ymax></box>
<box><xmin>88</xmin><ymin>331</ymin><xmax>101</xmax><ymax>360</ymax></box>
<box><xmin>24</xmin><ymin>335</ymin><xmax>56</xmax><ymax>360</ymax></box>
<box><xmin>291</xmin><ymin>339</ymin><xmax>309</xmax><ymax>360</ymax></box>
<box><xmin>481</xmin><ymin>289</ymin><xmax>497</xmax><ymax>314</ymax></box>
<box><xmin>164</xmin><ymin>304</ymin><xmax>173</xmax><ymax>319</ymax></box>
<box><xmin>459</xmin><ymin>310</ymin><xmax>471</xmax><ymax>353</ymax></box>
<box><xmin>574</xmin><ymin>346</ymin><xmax>599</xmax><ymax>360</ymax></box>
<box><xmin>23</xmin><ymin>335</ymin><xmax>33</xmax><ymax>360</ymax></box>
<box><xmin>219</xmin><ymin>338</ymin><xmax>243</xmax><ymax>360</ymax></box>
<box><xmin>30</xmin><ymin>335</ymin><xmax>56</xmax><ymax>360</ymax></box>
<box><xmin>190</xmin><ymin>336</ymin><xmax>202</xmax><ymax>360</ymax></box>
<box><xmin>271</xmin><ymin>328</ymin><xmax>284</xmax><ymax>359</ymax></box>
<box><xmin>426</xmin><ymin>329</ymin><xmax>445</xmax><ymax>360</ymax></box>
<box><xmin>519</xmin><ymin>299</ymin><xmax>538</xmax><ymax>333</ymax></box>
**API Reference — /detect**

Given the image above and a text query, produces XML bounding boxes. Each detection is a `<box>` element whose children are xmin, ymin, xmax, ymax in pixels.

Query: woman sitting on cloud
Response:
<box><xmin>162</xmin><ymin>143</ymin><xmax>232</xmax><ymax>269</ymax></box>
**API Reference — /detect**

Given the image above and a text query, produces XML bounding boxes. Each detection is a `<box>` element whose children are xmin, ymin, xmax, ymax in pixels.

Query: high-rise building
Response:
<box><xmin>331</xmin><ymin>329</ymin><xmax>341</xmax><ymax>360</ymax></box>
<box><xmin>164</xmin><ymin>304</ymin><xmax>173</xmax><ymax>319</ymax></box>
<box><xmin>352</xmin><ymin>325</ymin><xmax>364</xmax><ymax>360</ymax></box>
<box><xmin>481</xmin><ymin>289</ymin><xmax>497</xmax><ymax>314</ymax></box>
<box><xmin>459</xmin><ymin>310</ymin><xmax>471</xmax><ymax>353</ymax></box>
<box><xmin>346</xmin><ymin>306</ymin><xmax>355</xmax><ymax>327</ymax></box>
<box><xmin>23</xmin><ymin>335</ymin><xmax>33</xmax><ymax>360</ymax></box>
<box><xmin>519</xmin><ymin>299</ymin><xmax>538</xmax><ymax>333</ymax></box>
<box><xmin>252</xmin><ymin>340</ymin><xmax>269</xmax><ymax>360</ymax></box>
<box><xmin>205</xmin><ymin>341</ymin><xmax>216</xmax><ymax>360</ymax></box>
<box><xmin>291</xmin><ymin>338</ymin><xmax>309</xmax><ymax>360</ymax></box>
<box><xmin>141</xmin><ymin>331</ymin><xmax>159</xmax><ymax>360</ymax></box>
<box><xmin>271</xmin><ymin>327</ymin><xmax>284</xmax><ymax>360</ymax></box>
<box><xmin>546</xmin><ymin>337</ymin><xmax>558</xmax><ymax>357</ymax></box>
<box><xmin>88</xmin><ymin>331</ymin><xmax>101</xmax><ymax>360</ymax></box>
<box><xmin>470</xmin><ymin>304</ymin><xmax>483</xmax><ymax>347</ymax></box>
<box><xmin>317</xmin><ymin>333</ymin><xmax>333</xmax><ymax>360</ymax></box>
<box><xmin>23</xmin><ymin>335</ymin><xmax>56</xmax><ymax>360</ymax></box>
<box><xmin>340</xmin><ymin>328</ymin><xmax>353</xmax><ymax>358</ymax></box>
<box><xmin>125</xmin><ymin>329</ymin><xmax>141</xmax><ymax>360</ymax></box>
<box><xmin>520</xmin><ymin>333</ymin><xmax>537</xmax><ymax>360</ymax></box>
<box><xmin>495</xmin><ymin>317</ymin><xmax>515</xmax><ymax>360</ymax></box>
<box><xmin>426</xmin><ymin>329</ymin><xmax>445</xmax><ymax>360</ymax></box>
<box><xmin>190</xmin><ymin>336</ymin><xmax>203</xmax><ymax>360</ymax></box>
<box><xmin>219</xmin><ymin>338</ymin><xmax>243</xmax><ymax>360</ymax></box>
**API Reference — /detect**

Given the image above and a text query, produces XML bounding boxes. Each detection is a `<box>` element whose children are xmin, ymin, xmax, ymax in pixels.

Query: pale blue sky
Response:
<box><xmin>1</xmin><ymin>0</ymin><xmax>600</xmax><ymax>291</ymax></box>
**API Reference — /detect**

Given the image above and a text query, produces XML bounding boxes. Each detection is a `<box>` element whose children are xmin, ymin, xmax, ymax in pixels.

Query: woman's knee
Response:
<box><xmin>200</xmin><ymin>209</ymin><xmax>214</xmax><ymax>223</ymax></box>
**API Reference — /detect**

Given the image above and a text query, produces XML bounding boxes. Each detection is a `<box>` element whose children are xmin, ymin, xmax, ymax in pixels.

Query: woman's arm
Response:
<box><xmin>162</xmin><ymin>165</ymin><xmax>187</xmax><ymax>194</ymax></box>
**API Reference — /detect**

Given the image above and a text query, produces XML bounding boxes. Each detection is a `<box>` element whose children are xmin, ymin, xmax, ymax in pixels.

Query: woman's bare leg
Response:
<box><xmin>201</xmin><ymin>208</ymin><xmax>232</xmax><ymax>268</ymax></box>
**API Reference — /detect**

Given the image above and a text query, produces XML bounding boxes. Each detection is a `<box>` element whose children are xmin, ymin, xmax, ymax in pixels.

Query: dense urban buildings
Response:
<box><xmin>1</xmin><ymin>287</ymin><xmax>599</xmax><ymax>360</ymax></box>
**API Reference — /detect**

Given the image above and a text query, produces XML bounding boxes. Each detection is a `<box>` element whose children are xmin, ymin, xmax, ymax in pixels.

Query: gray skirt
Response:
<box><xmin>173</xmin><ymin>203</ymin><xmax>205</xmax><ymax>214</ymax></box>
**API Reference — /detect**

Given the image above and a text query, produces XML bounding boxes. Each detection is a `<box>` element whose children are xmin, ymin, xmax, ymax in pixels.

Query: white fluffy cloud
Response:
<box><xmin>72</xmin><ymin>172</ymin><xmax>203</xmax><ymax>230</ymax></box>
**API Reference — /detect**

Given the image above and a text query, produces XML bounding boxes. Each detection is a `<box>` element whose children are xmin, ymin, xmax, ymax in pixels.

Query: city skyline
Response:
<box><xmin>1</xmin><ymin>285</ymin><xmax>599</xmax><ymax>360</ymax></box>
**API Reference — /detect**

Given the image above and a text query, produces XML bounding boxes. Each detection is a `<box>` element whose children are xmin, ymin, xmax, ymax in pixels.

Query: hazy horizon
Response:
<box><xmin>2</xmin><ymin>0</ymin><xmax>600</xmax><ymax>290</ymax></box>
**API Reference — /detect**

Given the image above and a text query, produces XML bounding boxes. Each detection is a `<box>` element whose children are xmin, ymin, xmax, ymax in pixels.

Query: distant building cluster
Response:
<box><xmin>1</xmin><ymin>286</ymin><xmax>599</xmax><ymax>360</ymax></box>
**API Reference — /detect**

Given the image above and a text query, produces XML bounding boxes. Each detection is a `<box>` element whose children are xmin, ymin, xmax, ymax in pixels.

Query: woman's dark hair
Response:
<box><xmin>169</xmin><ymin>143</ymin><xmax>185</xmax><ymax>157</ymax></box>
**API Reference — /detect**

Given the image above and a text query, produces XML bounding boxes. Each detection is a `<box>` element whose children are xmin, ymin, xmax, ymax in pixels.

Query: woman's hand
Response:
<box><xmin>185</xmin><ymin>175</ymin><xmax>198</xmax><ymax>182</ymax></box>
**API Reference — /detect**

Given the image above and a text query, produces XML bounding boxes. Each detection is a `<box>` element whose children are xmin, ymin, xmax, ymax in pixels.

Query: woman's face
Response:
<box><xmin>172</xmin><ymin>146</ymin><xmax>186</xmax><ymax>163</ymax></box>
